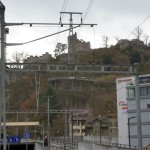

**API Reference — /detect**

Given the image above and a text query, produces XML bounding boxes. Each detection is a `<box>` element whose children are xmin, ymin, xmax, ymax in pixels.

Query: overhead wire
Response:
<box><xmin>54</xmin><ymin>0</ymin><xmax>68</xmax><ymax>51</ymax></box>
<box><xmin>116</xmin><ymin>80</ymin><xmax>135</xmax><ymax>91</ymax></box>
<box><xmin>83</xmin><ymin>0</ymin><xmax>94</xmax><ymax>21</ymax></box>
<box><xmin>116</xmin><ymin>79</ymin><xmax>136</xmax><ymax>101</ymax></box>
<box><xmin>126</xmin><ymin>15</ymin><xmax>150</xmax><ymax>39</ymax></box>
<box><xmin>78</xmin><ymin>0</ymin><xmax>94</xmax><ymax>38</ymax></box>
<box><xmin>23</xmin><ymin>25</ymin><xmax>80</xmax><ymax>45</ymax></box>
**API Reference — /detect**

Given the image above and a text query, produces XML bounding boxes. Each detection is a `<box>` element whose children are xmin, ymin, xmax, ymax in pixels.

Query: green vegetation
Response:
<box><xmin>6</xmin><ymin>40</ymin><xmax>150</xmax><ymax>136</ymax></box>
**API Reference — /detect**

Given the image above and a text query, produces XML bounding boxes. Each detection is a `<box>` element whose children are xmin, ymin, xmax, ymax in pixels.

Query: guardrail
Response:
<box><xmin>51</xmin><ymin>137</ymin><xmax>78</xmax><ymax>149</ymax></box>
<box><xmin>83</xmin><ymin>140</ymin><xmax>138</xmax><ymax>149</ymax></box>
<box><xmin>6</xmin><ymin>63</ymin><xmax>134</xmax><ymax>74</ymax></box>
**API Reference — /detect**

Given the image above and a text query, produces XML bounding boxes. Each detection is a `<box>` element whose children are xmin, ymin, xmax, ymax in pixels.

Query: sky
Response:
<box><xmin>2</xmin><ymin>0</ymin><xmax>150</xmax><ymax>61</ymax></box>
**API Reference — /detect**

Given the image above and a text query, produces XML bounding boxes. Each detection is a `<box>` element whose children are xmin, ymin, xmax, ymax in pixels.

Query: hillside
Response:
<box><xmin>6</xmin><ymin>39</ymin><xmax>150</xmax><ymax>136</ymax></box>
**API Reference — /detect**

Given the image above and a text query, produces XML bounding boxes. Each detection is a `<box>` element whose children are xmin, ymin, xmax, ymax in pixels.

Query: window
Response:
<box><xmin>140</xmin><ymin>87</ymin><xmax>147</xmax><ymax>96</ymax></box>
<box><xmin>114</xmin><ymin>122</ymin><xmax>118</xmax><ymax>127</ymax></box>
<box><xmin>127</xmin><ymin>88</ymin><xmax>135</xmax><ymax>98</ymax></box>
<box><xmin>73</xmin><ymin>121</ymin><xmax>77</xmax><ymax>126</ymax></box>
<box><xmin>108</xmin><ymin>122</ymin><xmax>112</xmax><ymax>127</ymax></box>
<box><xmin>73</xmin><ymin>129</ymin><xmax>78</xmax><ymax>133</ymax></box>
<box><xmin>109</xmin><ymin>129</ymin><xmax>112</xmax><ymax>133</ymax></box>
<box><xmin>78</xmin><ymin>122</ymin><xmax>80</xmax><ymax>126</ymax></box>
<box><xmin>147</xmin><ymin>87</ymin><xmax>150</xmax><ymax>96</ymax></box>
<box><xmin>81</xmin><ymin>121</ymin><xmax>85</xmax><ymax>126</ymax></box>
<box><xmin>147</xmin><ymin>104</ymin><xmax>150</xmax><ymax>108</ymax></box>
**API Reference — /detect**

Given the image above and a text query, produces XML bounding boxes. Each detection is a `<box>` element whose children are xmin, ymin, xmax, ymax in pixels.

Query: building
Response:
<box><xmin>25</xmin><ymin>52</ymin><xmax>53</xmax><ymax>63</ymax></box>
<box><xmin>116</xmin><ymin>74</ymin><xmax>150</xmax><ymax>148</ymax></box>
<box><xmin>69</xmin><ymin>112</ymin><xmax>91</xmax><ymax>138</ymax></box>
<box><xmin>107</xmin><ymin>114</ymin><xmax>118</xmax><ymax>137</ymax></box>
<box><xmin>68</xmin><ymin>32</ymin><xmax>91</xmax><ymax>63</ymax></box>
<box><xmin>91</xmin><ymin>117</ymin><xmax>108</xmax><ymax>138</ymax></box>
<box><xmin>117</xmin><ymin>39</ymin><xmax>149</xmax><ymax>50</ymax></box>
<box><xmin>84</xmin><ymin>114</ymin><xmax>117</xmax><ymax>138</ymax></box>
<box><xmin>116</xmin><ymin>76</ymin><xmax>135</xmax><ymax>146</ymax></box>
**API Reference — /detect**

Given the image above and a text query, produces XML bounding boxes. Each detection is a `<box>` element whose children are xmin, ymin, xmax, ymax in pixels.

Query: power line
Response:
<box><xmin>116</xmin><ymin>80</ymin><xmax>135</xmax><ymax>92</ymax></box>
<box><xmin>78</xmin><ymin>0</ymin><xmax>94</xmax><ymax>38</ymax></box>
<box><xmin>126</xmin><ymin>15</ymin><xmax>150</xmax><ymax>39</ymax></box>
<box><xmin>83</xmin><ymin>0</ymin><xmax>94</xmax><ymax>21</ymax></box>
<box><xmin>6</xmin><ymin>22</ymin><xmax>97</xmax><ymax>46</ymax></box>
<box><xmin>23</xmin><ymin>25</ymin><xmax>80</xmax><ymax>45</ymax></box>
<box><xmin>55</xmin><ymin>0</ymin><xmax>69</xmax><ymax>50</ymax></box>
<box><xmin>60</xmin><ymin>0</ymin><xmax>68</xmax><ymax>19</ymax></box>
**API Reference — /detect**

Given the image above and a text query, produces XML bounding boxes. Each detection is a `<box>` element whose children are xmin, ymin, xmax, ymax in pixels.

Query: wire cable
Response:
<box><xmin>83</xmin><ymin>0</ymin><xmax>94</xmax><ymax>21</ymax></box>
<box><xmin>116</xmin><ymin>80</ymin><xmax>135</xmax><ymax>91</ymax></box>
<box><xmin>54</xmin><ymin>0</ymin><xmax>69</xmax><ymax>54</ymax></box>
<box><xmin>23</xmin><ymin>25</ymin><xmax>80</xmax><ymax>45</ymax></box>
<box><xmin>78</xmin><ymin>0</ymin><xmax>94</xmax><ymax>38</ymax></box>
<box><xmin>126</xmin><ymin>15</ymin><xmax>150</xmax><ymax>39</ymax></box>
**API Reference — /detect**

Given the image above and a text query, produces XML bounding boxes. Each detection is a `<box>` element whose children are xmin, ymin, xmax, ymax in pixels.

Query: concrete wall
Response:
<box><xmin>36</xmin><ymin>140</ymin><xmax>137</xmax><ymax>150</ymax></box>
<box><xmin>83</xmin><ymin>136</ymin><xmax>118</xmax><ymax>143</ymax></box>
<box><xmin>78</xmin><ymin>142</ymin><xmax>137</xmax><ymax>150</ymax></box>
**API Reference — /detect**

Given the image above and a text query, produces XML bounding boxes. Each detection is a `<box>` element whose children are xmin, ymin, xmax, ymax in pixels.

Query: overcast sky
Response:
<box><xmin>2</xmin><ymin>0</ymin><xmax>150</xmax><ymax>60</ymax></box>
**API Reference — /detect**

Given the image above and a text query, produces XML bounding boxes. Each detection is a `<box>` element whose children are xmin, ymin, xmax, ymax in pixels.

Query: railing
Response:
<box><xmin>6</xmin><ymin>63</ymin><xmax>134</xmax><ymax>74</ymax></box>
<box><xmin>51</xmin><ymin>137</ymin><xmax>78</xmax><ymax>149</ymax></box>
<box><xmin>83</xmin><ymin>140</ymin><xmax>138</xmax><ymax>149</ymax></box>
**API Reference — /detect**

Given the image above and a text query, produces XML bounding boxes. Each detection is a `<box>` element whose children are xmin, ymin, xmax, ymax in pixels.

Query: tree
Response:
<box><xmin>114</xmin><ymin>36</ymin><xmax>120</xmax><ymax>42</ymax></box>
<box><xmin>129</xmin><ymin>50</ymin><xmax>141</xmax><ymax>64</ymax></box>
<box><xmin>8</xmin><ymin>51</ymin><xmax>29</xmax><ymax>69</ymax></box>
<box><xmin>143</xmin><ymin>34</ymin><xmax>149</xmax><ymax>45</ymax></box>
<box><xmin>54</xmin><ymin>43</ymin><xmax>67</xmax><ymax>57</ymax></box>
<box><xmin>102</xmin><ymin>36</ymin><xmax>109</xmax><ymax>48</ymax></box>
<box><xmin>10</xmin><ymin>51</ymin><xmax>29</xmax><ymax>63</ymax></box>
<box><xmin>133</xmin><ymin>27</ymin><xmax>143</xmax><ymax>40</ymax></box>
<box><xmin>39</xmin><ymin>84</ymin><xmax>59</xmax><ymax>123</ymax></box>
<box><xmin>102</xmin><ymin>54</ymin><xmax>113</xmax><ymax>64</ymax></box>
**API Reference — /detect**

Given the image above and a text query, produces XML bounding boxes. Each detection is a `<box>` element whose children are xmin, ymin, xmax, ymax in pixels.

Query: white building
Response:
<box><xmin>116</xmin><ymin>76</ymin><xmax>135</xmax><ymax>146</ymax></box>
<box><xmin>117</xmin><ymin>74</ymin><xmax>150</xmax><ymax>148</ymax></box>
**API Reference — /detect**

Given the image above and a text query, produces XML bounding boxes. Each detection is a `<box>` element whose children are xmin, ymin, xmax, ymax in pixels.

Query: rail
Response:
<box><xmin>83</xmin><ymin>140</ymin><xmax>138</xmax><ymax>149</ymax></box>
<box><xmin>6</xmin><ymin>63</ymin><xmax>134</xmax><ymax>74</ymax></box>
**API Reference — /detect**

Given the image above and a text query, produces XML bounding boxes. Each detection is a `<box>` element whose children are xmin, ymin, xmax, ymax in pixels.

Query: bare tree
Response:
<box><xmin>133</xmin><ymin>27</ymin><xmax>143</xmax><ymax>40</ymax></box>
<box><xmin>143</xmin><ymin>34</ymin><xmax>149</xmax><ymax>45</ymax></box>
<box><xmin>11</xmin><ymin>51</ymin><xmax>29</xmax><ymax>63</ymax></box>
<box><xmin>102</xmin><ymin>36</ymin><xmax>109</xmax><ymax>48</ymax></box>
<box><xmin>9</xmin><ymin>51</ymin><xmax>29</xmax><ymax>68</ymax></box>
<box><xmin>114</xmin><ymin>36</ymin><xmax>120</xmax><ymax>42</ymax></box>
<box><xmin>54</xmin><ymin>42</ymin><xmax>67</xmax><ymax>57</ymax></box>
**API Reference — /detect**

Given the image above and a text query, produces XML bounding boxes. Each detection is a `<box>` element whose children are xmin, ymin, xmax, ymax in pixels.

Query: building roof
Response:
<box><xmin>1</xmin><ymin>122</ymin><xmax>39</xmax><ymax>126</ymax></box>
<box><xmin>0</xmin><ymin>2</ymin><xmax>5</xmax><ymax>9</ymax></box>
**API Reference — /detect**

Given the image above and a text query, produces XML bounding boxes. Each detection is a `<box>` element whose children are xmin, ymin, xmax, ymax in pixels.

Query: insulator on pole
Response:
<box><xmin>59</xmin><ymin>16</ymin><xmax>62</xmax><ymax>23</ymax></box>
<box><xmin>81</xmin><ymin>16</ymin><xmax>83</xmax><ymax>24</ymax></box>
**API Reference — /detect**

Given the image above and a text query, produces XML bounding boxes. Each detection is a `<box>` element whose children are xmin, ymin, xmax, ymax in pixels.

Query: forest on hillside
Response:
<box><xmin>6</xmin><ymin>39</ymin><xmax>150</xmax><ymax>136</ymax></box>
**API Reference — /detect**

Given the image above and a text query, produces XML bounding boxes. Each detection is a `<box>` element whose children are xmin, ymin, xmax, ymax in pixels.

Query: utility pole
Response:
<box><xmin>71</xmin><ymin>112</ymin><xmax>73</xmax><ymax>150</ymax></box>
<box><xmin>47</xmin><ymin>96</ymin><xmax>50</xmax><ymax>150</ymax></box>
<box><xmin>60</xmin><ymin>12</ymin><xmax>96</xmax><ymax>64</ymax></box>
<box><xmin>0</xmin><ymin>2</ymin><xmax>7</xmax><ymax>150</ymax></box>
<box><xmin>134</xmin><ymin>63</ymin><xmax>142</xmax><ymax>150</ymax></box>
<box><xmin>60</xmin><ymin>12</ymin><xmax>83</xmax><ymax>36</ymax></box>
<box><xmin>60</xmin><ymin>12</ymin><xmax>82</xmax><ymax>64</ymax></box>
<box><xmin>35</xmin><ymin>72</ymin><xmax>40</xmax><ymax>112</ymax></box>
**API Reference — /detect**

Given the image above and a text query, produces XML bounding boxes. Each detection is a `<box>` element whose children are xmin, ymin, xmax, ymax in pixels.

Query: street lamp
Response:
<box><xmin>97</xmin><ymin>117</ymin><xmax>104</xmax><ymax>143</ymax></box>
<box><xmin>128</xmin><ymin>116</ymin><xmax>136</xmax><ymax>148</ymax></box>
<box><xmin>99</xmin><ymin>120</ymin><xmax>102</xmax><ymax>143</ymax></box>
